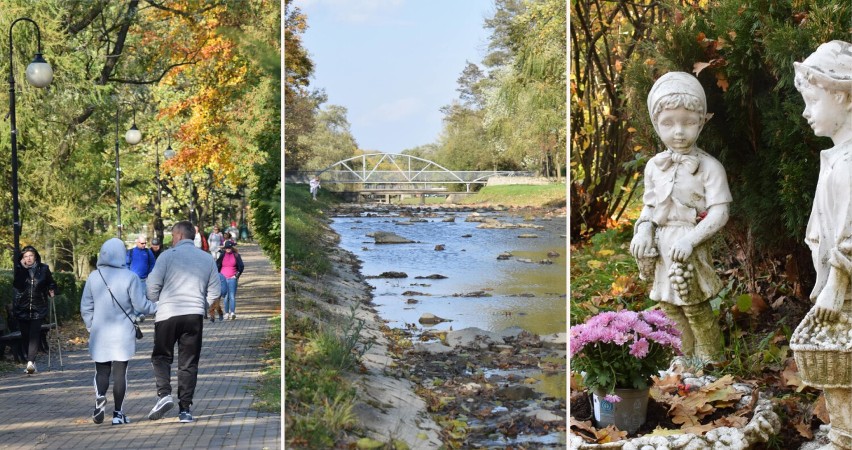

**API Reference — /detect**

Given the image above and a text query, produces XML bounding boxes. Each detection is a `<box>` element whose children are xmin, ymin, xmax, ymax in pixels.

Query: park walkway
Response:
<box><xmin>0</xmin><ymin>243</ymin><xmax>281</xmax><ymax>449</ymax></box>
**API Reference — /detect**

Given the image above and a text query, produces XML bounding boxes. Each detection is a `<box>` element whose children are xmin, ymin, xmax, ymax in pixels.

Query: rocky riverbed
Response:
<box><xmin>308</xmin><ymin>203</ymin><xmax>568</xmax><ymax>448</ymax></box>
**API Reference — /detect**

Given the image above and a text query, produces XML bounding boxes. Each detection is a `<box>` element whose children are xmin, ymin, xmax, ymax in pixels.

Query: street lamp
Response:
<box><xmin>163</xmin><ymin>145</ymin><xmax>196</xmax><ymax>225</ymax></box>
<box><xmin>8</xmin><ymin>18</ymin><xmax>52</xmax><ymax>259</ymax></box>
<box><xmin>153</xmin><ymin>135</ymin><xmax>173</xmax><ymax>242</ymax></box>
<box><xmin>115</xmin><ymin>106</ymin><xmax>142</xmax><ymax>239</ymax></box>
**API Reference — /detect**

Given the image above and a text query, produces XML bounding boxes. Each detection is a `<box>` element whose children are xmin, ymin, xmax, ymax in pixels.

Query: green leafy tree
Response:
<box><xmin>621</xmin><ymin>0</ymin><xmax>850</xmax><ymax>292</ymax></box>
<box><xmin>303</xmin><ymin>105</ymin><xmax>359</xmax><ymax>171</ymax></box>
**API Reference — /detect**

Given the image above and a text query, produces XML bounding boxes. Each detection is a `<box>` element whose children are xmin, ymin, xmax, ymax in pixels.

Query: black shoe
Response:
<box><xmin>210</xmin><ymin>316</ymin><xmax>215</xmax><ymax>323</ymax></box>
<box><xmin>178</xmin><ymin>410</ymin><xmax>194</xmax><ymax>423</ymax></box>
<box><xmin>93</xmin><ymin>396</ymin><xmax>107</xmax><ymax>424</ymax></box>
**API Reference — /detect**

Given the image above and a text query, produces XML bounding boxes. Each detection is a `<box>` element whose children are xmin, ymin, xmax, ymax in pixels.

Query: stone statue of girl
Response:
<box><xmin>630</xmin><ymin>72</ymin><xmax>731</xmax><ymax>362</ymax></box>
<box><xmin>790</xmin><ymin>40</ymin><xmax>852</xmax><ymax>450</ymax></box>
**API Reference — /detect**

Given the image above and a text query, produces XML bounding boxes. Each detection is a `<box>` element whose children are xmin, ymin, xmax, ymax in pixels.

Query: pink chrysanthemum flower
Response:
<box><xmin>604</xmin><ymin>394</ymin><xmax>622</xmax><ymax>403</ymax></box>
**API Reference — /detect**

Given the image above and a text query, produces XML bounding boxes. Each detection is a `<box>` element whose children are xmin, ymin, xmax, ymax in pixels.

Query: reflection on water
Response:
<box><xmin>330</xmin><ymin>210</ymin><xmax>567</xmax><ymax>336</ymax></box>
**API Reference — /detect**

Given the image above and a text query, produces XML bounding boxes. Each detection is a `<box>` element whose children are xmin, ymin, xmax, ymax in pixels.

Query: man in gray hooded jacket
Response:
<box><xmin>145</xmin><ymin>221</ymin><xmax>220</xmax><ymax>423</ymax></box>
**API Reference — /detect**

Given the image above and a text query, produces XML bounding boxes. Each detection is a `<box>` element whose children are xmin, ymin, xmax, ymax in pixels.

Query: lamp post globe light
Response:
<box><xmin>8</xmin><ymin>17</ymin><xmax>52</xmax><ymax>259</ymax></box>
<box><xmin>114</xmin><ymin>107</ymin><xmax>142</xmax><ymax>239</ymax></box>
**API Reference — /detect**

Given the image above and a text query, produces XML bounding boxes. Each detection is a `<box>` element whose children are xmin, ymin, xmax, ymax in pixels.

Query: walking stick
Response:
<box><xmin>47</xmin><ymin>296</ymin><xmax>63</xmax><ymax>371</ymax></box>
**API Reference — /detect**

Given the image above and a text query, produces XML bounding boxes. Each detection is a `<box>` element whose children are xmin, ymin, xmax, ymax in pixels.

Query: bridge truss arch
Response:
<box><xmin>313</xmin><ymin>153</ymin><xmax>528</xmax><ymax>192</ymax></box>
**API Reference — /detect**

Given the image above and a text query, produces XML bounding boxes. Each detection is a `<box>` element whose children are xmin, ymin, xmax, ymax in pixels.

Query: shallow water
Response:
<box><xmin>329</xmin><ymin>209</ymin><xmax>567</xmax><ymax>335</ymax></box>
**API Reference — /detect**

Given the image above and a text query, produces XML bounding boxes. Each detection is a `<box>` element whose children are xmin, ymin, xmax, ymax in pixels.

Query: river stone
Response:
<box><xmin>442</xmin><ymin>216</ymin><xmax>456</xmax><ymax>222</ymax></box>
<box><xmin>495</xmin><ymin>385</ymin><xmax>536</xmax><ymax>401</ymax></box>
<box><xmin>445</xmin><ymin>327</ymin><xmax>500</xmax><ymax>349</ymax></box>
<box><xmin>452</xmin><ymin>291</ymin><xmax>491</xmax><ymax>298</ymax></box>
<box><xmin>538</xmin><ymin>259</ymin><xmax>553</xmax><ymax>265</ymax></box>
<box><xmin>496</xmin><ymin>326</ymin><xmax>526</xmax><ymax>341</ymax></box>
<box><xmin>540</xmin><ymin>333</ymin><xmax>566</xmax><ymax>349</ymax></box>
<box><xmin>369</xmin><ymin>231</ymin><xmax>415</xmax><ymax>244</ymax></box>
<box><xmin>527</xmin><ymin>409</ymin><xmax>563</xmax><ymax>423</ymax></box>
<box><xmin>547</xmin><ymin>251</ymin><xmax>561</xmax><ymax>257</ymax></box>
<box><xmin>402</xmin><ymin>290</ymin><xmax>429</xmax><ymax>296</ymax></box>
<box><xmin>497</xmin><ymin>252</ymin><xmax>513</xmax><ymax>260</ymax></box>
<box><xmin>415</xmin><ymin>274</ymin><xmax>448</xmax><ymax>279</ymax></box>
<box><xmin>412</xmin><ymin>341</ymin><xmax>453</xmax><ymax>354</ymax></box>
<box><xmin>461</xmin><ymin>234</ymin><xmax>473</xmax><ymax>238</ymax></box>
<box><xmin>434</xmin><ymin>244</ymin><xmax>445</xmax><ymax>251</ymax></box>
<box><xmin>374</xmin><ymin>271</ymin><xmax>408</xmax><ymax>278</ymax></box>
<box><xmin>518</xmin><ymin>234</ymin><xmax>539</xmax><ymax>239</ymax></box>
<box><xmin>419</xmin><ymin>313</ymin><xmax>448</xmax><ymax>325</ymax></box>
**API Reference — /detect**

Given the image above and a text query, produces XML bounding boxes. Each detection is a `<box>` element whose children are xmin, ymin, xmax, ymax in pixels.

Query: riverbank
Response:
<box><xmin>336</xmin><ymin>203</ymin><xmax>567</xmax><ymax>448</ymax></box>
<box><xmin>285</xmin><ymin>182</ymin><xmax>567</xmax><ymax>447</ymax></box>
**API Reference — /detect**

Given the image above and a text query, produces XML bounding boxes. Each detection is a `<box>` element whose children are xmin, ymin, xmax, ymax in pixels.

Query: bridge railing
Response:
<box><xmin>284</xmin><ymin>170</ymin><xmax>536</xmax><ymax>185</ymax></box>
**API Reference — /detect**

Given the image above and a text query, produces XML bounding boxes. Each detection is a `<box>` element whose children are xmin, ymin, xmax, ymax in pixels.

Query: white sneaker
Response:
<box><xmin>231</xmin><ymin>313</ymin><xmax>236</xmax><ymax>320</ymax></box>
<box><xmin>25</xmin><ymin>361</ymin><xmax>36</xmax><ymax>374</ymax></box>
<box><xmin>147</xmin><ymin>394</ymin><xmax>175</xmax><ymax>420</ymax></box>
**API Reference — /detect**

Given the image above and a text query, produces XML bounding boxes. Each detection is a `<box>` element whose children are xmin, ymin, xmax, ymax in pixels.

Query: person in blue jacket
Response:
<box><xmin>126</xmin><ymin>235</ymin><xmax>156</xmax><ymax>292</ymax></box>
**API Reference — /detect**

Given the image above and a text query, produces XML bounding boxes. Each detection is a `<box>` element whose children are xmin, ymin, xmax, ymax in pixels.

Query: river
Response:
<box><xmin>329</xmin><ymin>205</ymin><xmax>567</xmax><ymax>399</ymax></box>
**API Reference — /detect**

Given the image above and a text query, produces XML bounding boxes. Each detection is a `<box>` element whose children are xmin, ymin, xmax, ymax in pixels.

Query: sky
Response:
<box><xmin>291</xmin><ymin>0</ymin><xmax>495</xmax><ymax>154</ymax></box>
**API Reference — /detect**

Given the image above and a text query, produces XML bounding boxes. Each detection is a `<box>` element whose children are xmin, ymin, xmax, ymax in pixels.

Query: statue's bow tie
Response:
<box><xmin>655</xmin><ymin>151</ymin><xmax>699</xmax><ymax>174</ymax></box>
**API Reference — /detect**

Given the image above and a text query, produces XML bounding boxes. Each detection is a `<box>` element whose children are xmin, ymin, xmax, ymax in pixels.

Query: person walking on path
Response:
<box><xmin>309</xmin><ymin>176</ymin><xmax>321</xmax><ymax>200</ymax></box>
<box><xmin>193</xmin><ymin>225</ymin><xmax>202</xmax><ymax>249</ymax></box>
<box><xmin>126</xmin><ymin>235</ymin><xmax>156</xmax><ymax>291</ymax></box>
<box><xmin>216</xmin><ymin>241</ymin><xmax>244</xmax><ymax>320</ymax></box>
<box><xmin>12</xmin><ymin>245</ymin><xmax>58</xmax><ymax>375</ymax></box>
<box><xmin>207</xmin><ymin>226</ymin><xmax>223</xmax><ymax>257</ymax></box>
<box><xmin>150</xmin><ymin>238</ymin><xmax>164</xmax><ymax>259</ymax></box>
<box><xmin>146</xmin><ymin>221</ymin><xmax>220</xmax><ymax>423</ymax></box>
<box><xmin>81</xmin><ymin>238</ymin><xmax>158</xmax><ymax>425</ymax></box>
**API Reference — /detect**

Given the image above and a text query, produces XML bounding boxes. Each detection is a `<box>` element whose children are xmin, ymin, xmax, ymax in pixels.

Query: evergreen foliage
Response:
<box><xmin>622</xmin><ymin>0</ymin><xmax>850</xmax><ymax>285</ymax></box>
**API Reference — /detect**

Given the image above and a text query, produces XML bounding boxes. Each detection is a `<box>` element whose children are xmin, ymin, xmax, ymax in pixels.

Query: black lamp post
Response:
<box><xmin>114</xmin><ymin>107</ymin><xmax>142</xmax><ymax>239</ymax></box>
<box><xmin>162</xmin><ymin>143</ymin><xmax>195</xmax><ymax>224</ymax></box>
<box><xmin>8</xmin><ymin>17</ymin><xmax>52</xmax><ymax>259</ymax></box>
<box><xmin>153</xmin><ymin>135</ymin><xmax>173</xmax><ymax>242</ymax></box>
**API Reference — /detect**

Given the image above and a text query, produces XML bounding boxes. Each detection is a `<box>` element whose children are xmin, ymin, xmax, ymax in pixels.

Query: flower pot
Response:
<box><xmin>592</xmin><ymin>387</ymin><xmax>650</xmax><ymax>434</ymax></box>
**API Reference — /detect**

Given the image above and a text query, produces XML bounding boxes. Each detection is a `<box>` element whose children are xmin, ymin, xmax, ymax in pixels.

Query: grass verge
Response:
<box><xmin>284</xmin><ymin>185</ymin><xmax>368</xmax><ymax>447</ymax></box>
<box><xmin>252</xmin><ymin>314</ymin><xmax>281</xmax><ymax>413</ymax></box>
<box><xmin>284</xmin><ymin>183</ymin><xmax>333</xmax><ymax>277</ymax></box>
<box><xmin>455</xmin><ymin>183</ymin><xmax>566</xmax><ymax>208</ymax></box>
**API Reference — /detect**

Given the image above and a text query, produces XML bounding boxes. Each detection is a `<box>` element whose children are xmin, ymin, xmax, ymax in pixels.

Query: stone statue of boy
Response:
<box><xmin>630</xmin><ymin>72</ymin><xmax>731</xmax><ymax>362</ymax></box>
<box><xmin>791</xmin><ymin>40</ymin><xmax>852</xmax><ymax>450</ymax></box>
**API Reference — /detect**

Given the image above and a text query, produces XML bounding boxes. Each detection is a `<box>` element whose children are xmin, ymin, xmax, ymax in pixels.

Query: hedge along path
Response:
<box><xmin>0</xmin><ymin>243</ymin><xmax>281</xmax><ymax>450</ymax></box>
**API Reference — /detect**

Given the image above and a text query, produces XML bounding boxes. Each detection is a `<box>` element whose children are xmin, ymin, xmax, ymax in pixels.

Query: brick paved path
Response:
<box><xmin>0</xmin><ymin>243</ymin><xmax>280</xmax><ymax>449</ymax></box>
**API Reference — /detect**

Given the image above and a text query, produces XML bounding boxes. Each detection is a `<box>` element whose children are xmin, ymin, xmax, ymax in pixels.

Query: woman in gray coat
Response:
<box><xmin>81</xmin><ymin>238</ymin><xmax>157</xmax><ymax>425</ymax></box>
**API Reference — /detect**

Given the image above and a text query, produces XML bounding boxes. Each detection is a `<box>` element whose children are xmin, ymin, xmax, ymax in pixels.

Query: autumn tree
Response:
<box><xmin>1</xmin><ymin>0</ymin><xmax>279</xmax><ymax>275</ymax></box>
<box><xmin>570</xmin><ymin>0</ymin><xmax>667</xmax><ymax>241</ymax></box>
<box><xmin>283</xmin><ymin>0</ymin><xmax>317</xmax><ymax>171</ymax></box>
<box><xmin>431</xmin><ymin>0</ymin><xmax>566</xmax><ymax>180</ymax></box>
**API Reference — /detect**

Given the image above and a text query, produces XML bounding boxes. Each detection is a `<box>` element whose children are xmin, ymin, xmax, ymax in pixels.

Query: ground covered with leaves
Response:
<box><xmin>570</xmin><ymin>221</ymin><xmax>828</xmax><ymax>448</ymax></box>
<box><xmin>386</xmin><ymin>326</ymin><xmax>566</xmax><ymax>448</ymax></box>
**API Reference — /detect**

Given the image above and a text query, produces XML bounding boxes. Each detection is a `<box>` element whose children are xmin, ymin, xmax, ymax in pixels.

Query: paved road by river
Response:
<box><xmin>0</xmin><ymin>243</ymin><xmax>280</xmax><ymax>450</ymax></box>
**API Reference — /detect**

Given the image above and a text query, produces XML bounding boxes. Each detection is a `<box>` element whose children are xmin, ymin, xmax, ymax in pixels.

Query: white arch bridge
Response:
<box><xmin>286</xmin><ymin>153</ymin><xmax>533</xmax><ymax>200</ymax></box>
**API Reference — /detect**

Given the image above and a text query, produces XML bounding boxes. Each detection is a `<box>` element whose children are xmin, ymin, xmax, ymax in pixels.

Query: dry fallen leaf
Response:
<box><xmin>813</xmin><ymin>393</ymin><xmax>830</xmax><ymax>424</ymax></box>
